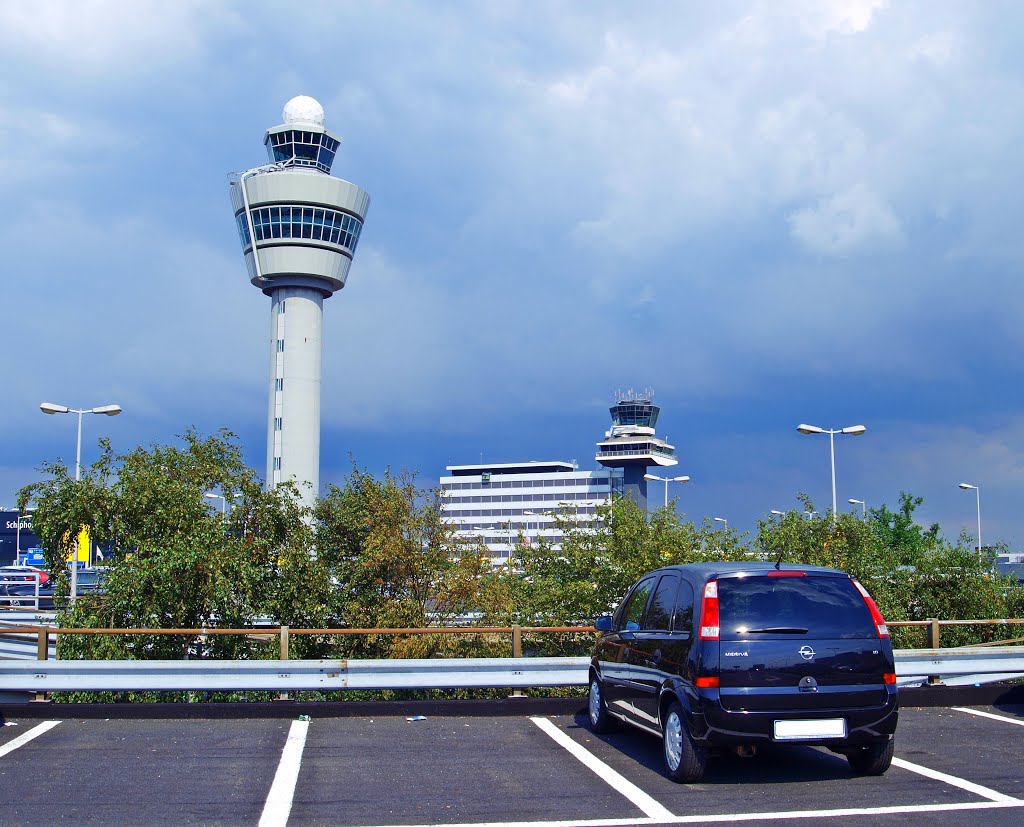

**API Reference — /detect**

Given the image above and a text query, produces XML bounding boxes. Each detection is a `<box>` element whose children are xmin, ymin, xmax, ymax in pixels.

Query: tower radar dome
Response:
<box><xmin>282</xmin><ymin>95</ymin><xmax>325</xmax><ymax>126</ymax></box>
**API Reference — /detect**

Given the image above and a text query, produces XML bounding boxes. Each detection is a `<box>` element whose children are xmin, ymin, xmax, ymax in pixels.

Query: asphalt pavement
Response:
<box><xmin>1</xmin><ymin>704</ymin><xmax>1023</xmax><ymax>826</ymax></box>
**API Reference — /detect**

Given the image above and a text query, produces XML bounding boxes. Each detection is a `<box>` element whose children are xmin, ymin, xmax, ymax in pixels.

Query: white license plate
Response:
<box><xmin>773</xmin><ymin>718</ymin><xmax>847</xmax><ymax>741</ymax></box>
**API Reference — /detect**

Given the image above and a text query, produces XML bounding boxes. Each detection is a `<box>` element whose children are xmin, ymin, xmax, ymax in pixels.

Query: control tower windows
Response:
<box><xmin>266</xmin><ymin>129</ymin><xmax>340</xmax><ymax>173</ymax></box>
<box><xmin>239</xmin><ymin>206</ymin><xmax>363</xmax><ymax>251</ymax></box>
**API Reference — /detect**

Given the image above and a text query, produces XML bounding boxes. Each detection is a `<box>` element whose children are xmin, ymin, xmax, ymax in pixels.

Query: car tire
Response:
<box><xmin>587</xmin><ymin>675</ymin><xmax>618</xmax><ymax>733</ymax></box>
<box><xmin>662</xmin><ymin>700</ymin><xmax>707</xmax><ymax>783</ymax></box>
<box><xmin>846</xmin><ymin>738</ymin><xmax>894</xmax><ymax>775</ymax></box>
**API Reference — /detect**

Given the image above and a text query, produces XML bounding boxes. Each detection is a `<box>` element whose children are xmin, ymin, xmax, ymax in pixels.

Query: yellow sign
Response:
<box><xmin>62</xmin><ymin>526</ymin><xmax>90</xmax><ymax>564</ymax></box>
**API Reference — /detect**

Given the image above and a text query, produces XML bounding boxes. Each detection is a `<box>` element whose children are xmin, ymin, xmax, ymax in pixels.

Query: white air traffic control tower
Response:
<box><xmin>229</xmin><ymin>96</ymin><xmax>370</xmax><ymax>507</ymax></box>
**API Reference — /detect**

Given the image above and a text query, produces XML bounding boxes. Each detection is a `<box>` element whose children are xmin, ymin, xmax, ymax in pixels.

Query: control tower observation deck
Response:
<box><xmin>228</xmin><ymin>96</ymin><xmax>370</xmax><ymax>508</ymax></box>
<box><xmin>595</xmin><ymin>390</ymin><xmax>677</xmax><ymax>511</ymax></box>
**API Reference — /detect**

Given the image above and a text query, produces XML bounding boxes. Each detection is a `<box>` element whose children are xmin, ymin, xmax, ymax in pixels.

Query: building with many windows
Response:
<box><xmin>440</xmin><ymin>461</ymin><xmax>622</xmax><ymax>560</ymax></box>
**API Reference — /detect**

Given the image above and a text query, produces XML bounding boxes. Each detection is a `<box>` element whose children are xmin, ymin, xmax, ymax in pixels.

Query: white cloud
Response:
<box><xmin>788</xmin><ymin>183</ymin><xmax>903</xmax><ymax>255</ymax></box>
<box><xmin>0</xmin><ymin>0</ymin><xmax>229</xmax><ymax>74</ymax></box>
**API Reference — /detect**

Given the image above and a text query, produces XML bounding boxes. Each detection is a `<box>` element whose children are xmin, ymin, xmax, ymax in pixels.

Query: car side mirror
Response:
<box><xmin>594</xmin><ymin>615</ymin><xmax>613</xmax><ymax>632</ymax></box>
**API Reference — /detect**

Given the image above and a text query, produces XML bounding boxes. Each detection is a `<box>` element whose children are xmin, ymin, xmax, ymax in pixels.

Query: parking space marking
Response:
<box><xmin>258</xmin><ymin>718</ymin><xmax>309</xmax><ymax>827</ymax></box>
<box><xmin>0</xmin><ymin>720</ymin><xmax>60</xmax><ymax>758</ymax></box>
<box><xmin>368</xmin><ymin>799</ymin><xmax>1024</xmax><ymax>827</ymax></box>
<box><xmin>952</xmin><ymin>707</ymin><xmax>1024</xmax><ymax>727</ymax></box>
<box><xmin>890</xmin><ymin>756</ymin><xmax>1019</xmax><ymax>802</ymax></box>
<box><xmin>530</xmin><ymin>716</ymin><xmax>674</xmax><ymax>820</ymax></box>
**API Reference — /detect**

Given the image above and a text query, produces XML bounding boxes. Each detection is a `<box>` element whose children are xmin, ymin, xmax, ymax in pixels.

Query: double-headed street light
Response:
<box><xmin>644</xmin><ymin>473</ymin><xmax>691</xmax><ymax>508</ymax></box>
<box><xmin>958</xmin><ymin>483</ymin><xmax>982</xmax><ymax>560</ymax></box>
<box><xmin>797</xmin><ymin>423</ymin><xmax>867</xmax><ymax>522</ymax></box>
<box><xmin>40</xmin><ymin>401</ymin><xmax>122</xmax><ymax>601</ymax></box>
<box><xmin>40</xmin><ymin>402</ymin><xmax>122</xmax><ymax>481</ymax></box>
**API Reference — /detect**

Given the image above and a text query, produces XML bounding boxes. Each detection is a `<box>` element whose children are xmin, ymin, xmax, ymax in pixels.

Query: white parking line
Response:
<box><xmin>368</xmin><ymin>799</ymin><xmax>1024</xmax><ymax>827</ymax></box>
<box><xmin>530</xmin><ymin>716</ymin><xmax>674</xmax><ymax>821</ymax></box>
<box><xmin>890</xmin><ymin>756</ymin><xmax>1017</xmax><ymax>803</ymax></box>
<box><xmin>952</xmin><ymin>706</ymin><xmax>1024</xmax><ymax>727</ymax></box>
<box><xmin>258</xmin><ymin>718</ymin><xmax>310</xmax><ymax>827</ymax></box>
<box><xmin>0</xmin><ymin>720</ymin><xmax>61</xmax><ymax>758</ymax></box>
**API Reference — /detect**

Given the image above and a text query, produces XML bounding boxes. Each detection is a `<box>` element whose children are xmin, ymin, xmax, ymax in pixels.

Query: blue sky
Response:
<box><xmin>3</xmin><ymin>1</ymin><xmax>1023</xmax><ymax>549</ymax></box>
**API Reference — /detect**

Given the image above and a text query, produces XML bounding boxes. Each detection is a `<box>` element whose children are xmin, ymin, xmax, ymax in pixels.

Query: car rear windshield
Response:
<box><xmin>718</xmin><ymin>574</ymin><xmax>876</xmax><ymax>640</ymax></box>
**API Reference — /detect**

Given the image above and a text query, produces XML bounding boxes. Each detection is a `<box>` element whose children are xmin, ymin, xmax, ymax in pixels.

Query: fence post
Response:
<box><xmin>510</xmin><ymin>624</ymin><xmax>524</xmax><ymax>698</ymax></box>
<box><xmin>927</xmin><ymin>618</ymin><xmax>940</xmax><ymax>649</ymax></box>
<box><xmin>278</xmin><ymin>626</ymin><xmax>290</xmax><ymax>702</ymax></box>
<box><xmin>32</xmin><ymin>628</ymin><xmax>49</xmax><ymax>703</ymax></box>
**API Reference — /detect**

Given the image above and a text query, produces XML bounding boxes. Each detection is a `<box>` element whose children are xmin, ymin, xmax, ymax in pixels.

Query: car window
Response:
<box><xmin>672</xmin><ymin>579</ymin><xmax>695</xmax><ymax>633</ymax></box>
<box><xmin>617</xmin><ymin>576</ymin><xmax>655</xmax><ymax>631</ymax></box>
<box><xmin>644</xmin><ymin>574</ymin><xmax>680</xmax><ymax>631</ymax></box>
<box><xmin>719</xmin><ymin>574</ymin><xmax>876</xmax><ymax>640</ymax></box>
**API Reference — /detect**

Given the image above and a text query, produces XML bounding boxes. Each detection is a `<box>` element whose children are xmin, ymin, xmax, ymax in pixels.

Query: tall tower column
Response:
<box><xmin>230</xmin><ymin>96</ymin><xmax>370</xmax><ymax>509</ymax></box>
<box><xmin>266</xmin><ymin>287</ymin><xmax>323</xmax><ymax>493</ymax></box>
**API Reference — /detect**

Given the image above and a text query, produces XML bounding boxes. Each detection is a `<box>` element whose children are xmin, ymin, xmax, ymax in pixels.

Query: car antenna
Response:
<box><xmin>774</xmin><ymin>550</ymin><xmax>783</xmax><ymax>570</ymax></box>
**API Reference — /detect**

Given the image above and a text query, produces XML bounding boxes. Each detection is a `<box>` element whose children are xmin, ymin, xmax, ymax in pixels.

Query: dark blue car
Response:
<box><xmin>589</xmin><ymin>562</ymin><xmax>899</xmax><ymax>782</ymax></box>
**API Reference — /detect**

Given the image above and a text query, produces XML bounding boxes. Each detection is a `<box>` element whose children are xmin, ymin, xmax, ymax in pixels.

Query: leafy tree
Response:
<box><xmin>312</xmin><ymin>468</ymin><xmax>487</xmax><ymax>659</ymax></box>
<box><xmin>868</xmin><ymin>492</ymin><xmax>942</xmax><ymax>566</ymax></box>
<box><xmin>18</xmin><ymin>429</ymin><xmax>309</xmax><ymax>667</ymax></box>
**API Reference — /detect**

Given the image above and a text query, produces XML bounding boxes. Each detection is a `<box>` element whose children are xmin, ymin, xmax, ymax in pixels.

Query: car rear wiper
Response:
<box><xmin>743</xmin><ymin>627</ymin><xmax>809</xmax><ymax>634</ymax></box>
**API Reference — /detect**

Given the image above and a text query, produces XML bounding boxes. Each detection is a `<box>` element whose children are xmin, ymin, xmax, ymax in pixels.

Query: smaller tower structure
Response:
<box><xmin>595</xmin><ymin>389</ymin><xmax>677</xmax><ymax>510</ymax></box>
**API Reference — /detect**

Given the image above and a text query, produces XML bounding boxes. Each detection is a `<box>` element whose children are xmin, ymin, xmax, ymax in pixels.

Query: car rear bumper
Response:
<box><xmin>689</xmin><ymin>686</ymin><xmax>899</xmax><ymax>746</ymax></box>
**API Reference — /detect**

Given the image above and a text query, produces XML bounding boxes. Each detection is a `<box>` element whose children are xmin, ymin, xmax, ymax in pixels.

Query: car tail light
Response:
<box><xmin>767</xmin><ymin>570</ymin><xmax>806</xmax><ymax>577</ymax></box>
<box><xmin>852</xmin><ymin>579</ymin><xmax>889</xmax><ymax>638</ymax></box>
<box><xmin>695</xmin><ymin>676</ymin><xmax>720</xmax><ymax>688</ymax></box>
<box><xmin>883</xmin><ymin>673</ymin><xmax>897</xmax><ymax>684</ymax></box>
<box><xmin>699</xmin><ymin>579</ymin><xmax>720</xmax><ymax>640</ymax></box>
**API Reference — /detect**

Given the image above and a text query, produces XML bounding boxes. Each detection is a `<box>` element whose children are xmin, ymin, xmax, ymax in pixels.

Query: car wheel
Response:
<box><xmin>587</xmin><ymin>675</ymin><xmax>617</xmax><ymax>733</ymax></box>
<box><xmin>662</xmin><ymin>700</ymin><xmax>707</xmax><ymax>783</ymax></box>
<box><xmin>846</xmin><ymin>738</ymin><xmax>894</xmax><ymax>775</ymax></box>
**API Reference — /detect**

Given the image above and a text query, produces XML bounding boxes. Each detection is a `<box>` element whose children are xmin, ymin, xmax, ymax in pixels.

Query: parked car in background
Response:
<box><xmin>3</xmin><ymin>567</ymin><xmax>107</xmax><ymax>609</ymax></box>
<box><xmin>589</xmin><ymin>562</ymin><xmax>899</xmax><ymax>783</ymax></box>
<box><xmin>1</xmin><ymin>565</ymin><xmax>50</xmax><ymax>608</ymax></box>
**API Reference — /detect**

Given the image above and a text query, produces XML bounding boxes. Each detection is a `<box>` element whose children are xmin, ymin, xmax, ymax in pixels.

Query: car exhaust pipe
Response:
<box><xmin>735</xmin><ymin>745</ymin><xmax>757</xmax><ymax>759</ymax></box>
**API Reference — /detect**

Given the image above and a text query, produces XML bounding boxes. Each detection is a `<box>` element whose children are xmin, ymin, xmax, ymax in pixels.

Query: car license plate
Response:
<box><xmin>773</xmin><ymin>718</ymin><xmax>846</xmax><ymax>741</ymax></box>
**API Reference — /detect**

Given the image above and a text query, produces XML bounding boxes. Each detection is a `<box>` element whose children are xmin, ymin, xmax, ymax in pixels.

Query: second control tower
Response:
<box><xmin>595</xmin><ymin>389</ymin><xmax>677</xmax><ymax>510</ymax></box>
<box><xmin>229</xmin><ymin>96</ymin><xmax>370</xmax><ymax>508</ymax></box>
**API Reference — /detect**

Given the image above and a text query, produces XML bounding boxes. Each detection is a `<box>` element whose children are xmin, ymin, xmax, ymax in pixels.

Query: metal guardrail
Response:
<box><xmin>2</xmin><ymin>620</ymin><xmax>1023</xmax><ymax>694</ymax></box>
<box><xmin>0</xmin><ymin>656</ymin><xmax>589</xmax><ymax>692</ymax></box>
<box><xmin>0</xmin><ymin>647</ymin><xmax>1022</xmax><ymax>693</ymax></box>
<box><xmin>895</xmin><ymin>646</ymin><xmax>1024</xmax><ymax>687</ymax></box>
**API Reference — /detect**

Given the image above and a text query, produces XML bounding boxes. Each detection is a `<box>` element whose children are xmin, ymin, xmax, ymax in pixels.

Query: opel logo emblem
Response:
<box><xmin>799</xmin><ymin>645</ymin><xmax>815</xmax><ymax>661</ymax></box>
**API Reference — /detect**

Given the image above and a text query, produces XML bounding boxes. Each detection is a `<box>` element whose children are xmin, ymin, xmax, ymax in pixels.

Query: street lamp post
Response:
<box><xmin>958</xmin><ymin>483</ymin><xmax>982</xmax><ymax>560</ymax></box>
<box><xmin>40</xmin><ymin>401</ymin><xmax>122</xmax><ymax>600</ymax></box>
<box><xmin>796</xmin><ymin>423</ymin><xmax>867</xmax><ymax>522</ymax></box>
<box><xmin>848</xmin><ymin>498</ymin><xmax>866</xmax><ymax>516</ymax></box>
<box><xmin>205</xmin><ymin>492</ymin><xmax>228</xmax><ymax>516</ymax></box>
<box><xmin>770</xmin><ymin>510</ymin><xmax>785</xmax><ymax>517</ymax></box>
<box><xmin>14</xmin><ymin>509</ymin><xmax>33</xmax><ymax>560</ymax></box>
<box><xmin>644</xmin><ymin>473</ymin><xmax>691</xmax><ymax>508</ymax></box>
<box><xmin>714</xmin><ymin>517</ymin><xmax>728</xmax><ymax>530</ymax></box>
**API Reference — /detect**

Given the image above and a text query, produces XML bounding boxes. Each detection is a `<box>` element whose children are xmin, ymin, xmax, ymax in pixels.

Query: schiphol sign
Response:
<box><xmin>1</xmin><ymin>511</ymin><xmax>41</xmax><ymax>565</ymax></box>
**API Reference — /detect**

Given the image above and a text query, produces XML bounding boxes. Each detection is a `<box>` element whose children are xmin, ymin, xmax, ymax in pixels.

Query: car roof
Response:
<box><xmin>647</xmin><ymin>562</ymin><xmax>853</xmax><ymax>580</ymax></box>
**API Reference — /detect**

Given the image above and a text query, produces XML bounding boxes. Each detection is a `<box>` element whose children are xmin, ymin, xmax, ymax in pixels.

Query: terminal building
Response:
<box><xmin>0</xmin><ymin>511</ymin><xmax>39</xmax><ymax>567</ymax></box>
<box><xmin>440</xmin><ymin>391</ymin><xmax>678</xmax><ymax>561</ymax></box>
